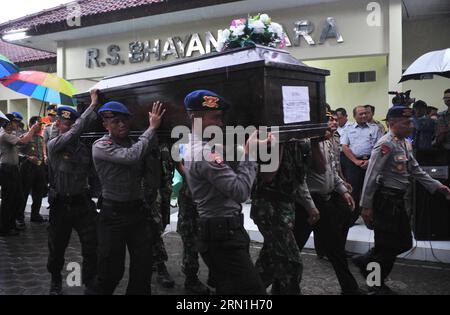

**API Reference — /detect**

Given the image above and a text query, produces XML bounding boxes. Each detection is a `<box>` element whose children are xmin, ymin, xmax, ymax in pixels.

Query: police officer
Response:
<box><xmin>17</xmin><ymin>116</ymin><xmax>48</xmax><ymax>225</ymax></box>
<box><xmin>11</xmin><ymin>112</ymin><xmax>26</xmax><ymax>137</ymax></box>
<box><xmin>46</xmin><ymin>90</ymin><xmax>100</xmax><ymax>295</ymax></box>
<box><xmin>356</xmin><ymin>105</ymin><xmax>450</xmax><ymax>294</ymax></box>
<box><xmin>294</xmin><ymin>113</ymin><xmax>362</xmax><ymax>295</ymax></box>
<box><xmin>93</xmin><ymin>101</ymin><xmax>165</xmax><ymax>295</ymax></box>
<box><xmin>0</xmin><ymin>112</ymin><xmax>40</xmax><ymax>236</ymax></box>
<box><xmin>43</xmin><ymin>105</ymin><xmax>60</xmax><ymax>142</ymax></box>
<box><xmin>183</xmin><ymin>89</ymin><xmax>271</xmax><ymax>295</ymax></box>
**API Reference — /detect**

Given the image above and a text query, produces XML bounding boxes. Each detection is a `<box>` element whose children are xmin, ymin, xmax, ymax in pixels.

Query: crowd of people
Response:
<box><xmin>0</xmin><ymin>88</ymin><xmax>449</xmax><ymax>295</ymax></box>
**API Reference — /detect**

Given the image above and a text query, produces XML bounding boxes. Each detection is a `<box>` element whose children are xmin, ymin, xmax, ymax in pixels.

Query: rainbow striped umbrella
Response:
<box><xmin>0</xmin><ymin>71</ymin><xmax>77</xmax><ymax>106</ymax></box>
<box><xmin>0</xmin><ymin>54</ymin><xmax>19</xmax><ymax>78</ymax></box>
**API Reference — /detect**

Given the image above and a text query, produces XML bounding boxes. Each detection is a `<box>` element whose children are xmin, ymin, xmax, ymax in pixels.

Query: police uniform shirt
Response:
<box><xmin>340</xmin><ymin>122</ymin><xmax>383</xmax><ymax>157</ymax></box>
<box><xmin>92</xmin><ymin>128</ymin><xmax>157</xmax><ymax>202</ymax></box>
<box><xmin>360</xmin><ymin>131</ymin><xmax>443</xmax><ymax>209</ymax></box>
<box><xmin>332</xmin><ymin>132</ymin><xmax>343</xmax><ymax>169</ymax></box>
<box><xmin>437</xmin><ymin>109</ymin><xmax>450</xmax><ymax>149</ymax></box>
<box><xmin>47</xmin><ymin>106</ymin><xmax>96</xmax><ymax>195</ymax></box>
<box><xmin>0</xmin><ymin>127</ymin><xmax>20</xmax><ymax>165</ymax></box>
<box><xmin>183</xmin><ymin>135</ymin><xmax>258</xmax><ymax>219</ymax></box>
<box><xmin>306</xmin><ymin>139</ymin><xmax>348</xmax><ymax>196</ymax></box>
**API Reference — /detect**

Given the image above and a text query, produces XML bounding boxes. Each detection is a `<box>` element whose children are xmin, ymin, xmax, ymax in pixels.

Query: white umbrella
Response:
<box><xmin>0</xmin><ymin>109</ymin><xmax>9</xmax><ymax>122</ymax></box>
<box><xmin>400</xmin><ymin>48</ymin><xmax>450</xmax><ymax>82</ymax></box>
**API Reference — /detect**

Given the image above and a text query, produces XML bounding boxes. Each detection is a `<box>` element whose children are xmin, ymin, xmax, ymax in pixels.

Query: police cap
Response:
<box><xmin>57</xmin><ymin>106</ymin><xmax>80</xmax><ymax>121</ymax></box>
<box><xmin>184</xmin><ymin>90</ymin><xmax>229</xmax><ymax>111</ymax></box>
<box><xmin>98</xmin><ymin>101</ymin><xmax>131</xmax><ymax>118</ymax></box>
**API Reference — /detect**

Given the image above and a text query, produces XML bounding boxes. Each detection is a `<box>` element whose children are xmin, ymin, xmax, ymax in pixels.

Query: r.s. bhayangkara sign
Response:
<box><xmin>85</xmin><ymin>18</ymin><xmax>344</xmax><ymax>69</ymax></box>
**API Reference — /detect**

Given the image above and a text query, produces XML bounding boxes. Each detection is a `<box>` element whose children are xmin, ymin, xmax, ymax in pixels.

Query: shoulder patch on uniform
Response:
<box><xmin>380</xmin><ymin>143</ymin><xmax>391</xmax><ymax>156</ymax></box>
<box><xmin>209</xmin><ymin>152</ymin><xmax>224</xmax><ymax>167</ymax></box>
<box><xmin>102</xmin><ymin>139</ymin><xmax>113</xmax><ymax>145</ymax></box>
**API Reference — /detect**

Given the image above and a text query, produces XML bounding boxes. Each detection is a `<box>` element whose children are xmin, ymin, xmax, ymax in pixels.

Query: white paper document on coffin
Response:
<box><xmin>282</xmin><ymin>86</ymin><xmax>310</xmax><ymax>124</ymax></box>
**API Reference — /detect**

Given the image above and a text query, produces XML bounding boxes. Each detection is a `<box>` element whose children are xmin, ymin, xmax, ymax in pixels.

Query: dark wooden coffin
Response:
<box><xmin>74</xmin><ymin>44</ymin><xmax>330</xmax><ymax>143</ymax></box>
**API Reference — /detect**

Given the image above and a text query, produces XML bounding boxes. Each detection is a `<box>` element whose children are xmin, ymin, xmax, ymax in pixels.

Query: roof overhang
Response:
<box><xmin>0</xmin><ymin>0</ymin><xmax>339</xmax><ymax>53</ymax></box>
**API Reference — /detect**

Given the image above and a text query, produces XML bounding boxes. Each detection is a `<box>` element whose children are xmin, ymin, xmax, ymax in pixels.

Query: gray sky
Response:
<box><xmin>0</xmin><ymin>0</ymin><xmax>74</xmax><ymax>24</ymax></box>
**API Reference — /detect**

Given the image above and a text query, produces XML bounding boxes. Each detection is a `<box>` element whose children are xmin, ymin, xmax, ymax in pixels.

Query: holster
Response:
<box><xmin>198</xmin><ymin>214</ymin><xmax>244</xmax><ymax>241</ymax></box>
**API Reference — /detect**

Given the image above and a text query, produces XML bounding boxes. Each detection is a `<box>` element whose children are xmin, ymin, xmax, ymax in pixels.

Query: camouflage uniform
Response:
<box><xmin>147</xmin><ymin>190</ymin><xmax>169</xmax><ymax>265</ymax></box>
<box><xmin>250</xmin><ymin>141</ymin><xmax>307</xmax><ymax>294</ymax></box>
<box><xmin>144</xmin><ymin>143</ymin><xmax>174</xmax><ymax>266</ymax></box>
<box><xmin>177</xmin><ymin>181</ymin><xmax>200</xmax><ymax>277</ymax></box>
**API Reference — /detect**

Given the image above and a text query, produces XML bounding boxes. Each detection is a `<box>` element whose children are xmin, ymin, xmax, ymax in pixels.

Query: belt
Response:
<box><xmin>0</xmin><ymin>163</ymin><xmax>19</xmax><ymax>168</ymax></box>
<box><xmin>198</xmin><ymin>214</ymin><xmax>244</xmax><ymax>241</ymax></box>
<box><xmin>356</xmin><ymin>155</ymin><xmax>370</xmax><ymax>160</ymax></box>
<box><xmin>102</xmin><ymin>198</ymin><xmax>143</xmax><ymax>211</ymax></box>
<box><xmin>379</xmin><ymin>186</ymin><xmax>406</xmax><ymax>197</ymax></box>
<box><xmin>311</xmin><ymin>192</ymin><xmax>332</xmax><ymax>201</ymax></box>
<box><xmin>55</xmin><ymin>192</ymin><xmax>89</xmax><ymax>204</ymax></box>
<box><xmin>199</xmin><ymin>214</ymin><xmax>244</xmax><ymax>229</ymax></box>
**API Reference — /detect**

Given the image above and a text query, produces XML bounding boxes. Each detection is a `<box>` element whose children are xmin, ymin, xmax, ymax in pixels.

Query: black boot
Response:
<box><xmin>185</xmin><ymin>276</ymin><xmax>210</xmax><ymax>295</ymax></box>
<box><xmin>368</xmin><ymin>284</ymin><xmax>398</xmax><ymax>295</ymax></box>
<box><xmin>84</xmin><ymin>279</ymin><xmax>98</xmax><ymax>295</ymax></box>
<box><xmin>16</xmin><ymin>219</ymin><xmax>26</xmax><ymax>230</ymax></box>
<box><xmin>49</xmin><ymin>274</ymin><xmax>63</xmax><ymax>295</ymax></box>
<box><xmin>352</xmin><ymin>253</ymin><xmax>370</xmax><ymax>279</ymax></box>
<box><xmin>270</xmin><ymin>280</ymin><xmax>281</xmax><ymax>295</ymax></box>
<box><xmin>156</xmin><ymin>263</ymin><xmax>175</xmax><ymax>288</ymax></box>
<box><xmin>30</xmin><ymin>215</ymin><xmax>48</xmax><ymax>223</ymax></box>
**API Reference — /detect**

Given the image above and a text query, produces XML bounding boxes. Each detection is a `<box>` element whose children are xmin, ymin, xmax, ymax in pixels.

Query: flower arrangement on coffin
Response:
<box><xmin>217</xmin><ymin>13</ymin><xmax>287</xmax><ymax>52</ymax></box>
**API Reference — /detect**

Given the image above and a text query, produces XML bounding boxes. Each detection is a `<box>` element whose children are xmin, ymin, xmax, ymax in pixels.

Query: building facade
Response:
<box><xmin>0</xmin><ymin>0</ymin><xmax>449</xmax><ymax>122</ymax></box>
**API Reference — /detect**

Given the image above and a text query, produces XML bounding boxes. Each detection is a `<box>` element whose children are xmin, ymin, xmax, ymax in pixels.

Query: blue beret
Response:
<box><xmin>98</xmin><ymin>101</ymin><xmax>131</xmax><ymax>118</ymax></box>
<box><xmin>57</xmin><ymin>106</ymin><xmax>80</xmax><ymax>121</ymax></box>
<box><xmin>11</xmin><ymin>111</ymin><xmax>24</xmax><ymax>121</ymax></box>
<box><xmin>184</xmin><ymin>90</ymin><xmax>229</xmax><ymax>111</ymax></box>
<box><xmin>386</xmin><ymin>106</ymin><xmax>414</xmax><ymax>120</ymax></box>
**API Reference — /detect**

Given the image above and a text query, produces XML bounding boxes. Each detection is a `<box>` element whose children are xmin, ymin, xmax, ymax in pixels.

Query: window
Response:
<box><xmin>348</xmin><ymin>71</ymin><xmax>376</xmax><ymax>83</ymax></box>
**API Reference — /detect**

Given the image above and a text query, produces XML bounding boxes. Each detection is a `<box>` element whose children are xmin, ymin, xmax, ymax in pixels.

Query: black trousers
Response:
<box><xmin>0</xmin><ymin>165</ymin><xmax>22</xmax><ymax>232</ymax></box>
<box><xmin>341</xmin><ymin>154</ymin><xmax>367</xmax><ymax>234</ymax></box>
<box><xmin>18</xmin><ymin>161</ymin><xmax>46</xmax><ymax>220</ymax></box>
<box><xmin>198</xmin><ymin>226</ymin><xmax>266</xmax><ymax>295</ymax></box>
<box><xmin>97</xmin><ymin>199</ymin><xmax>153</xmax><ymax>295</ymax></box>
<box><xmin>294</xmin><ymin>193</ymin><xmax>359</xmax><ymax>294</ymax></box>
<box><xmin>47</xmin><ymin>195</ymin><xmax>98</xmax><ymax>285</ymax></box>
<box><xmin>362</xmin><ymin>188</ymin><xmax>413</xmax><ymax>285</ymax></box>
